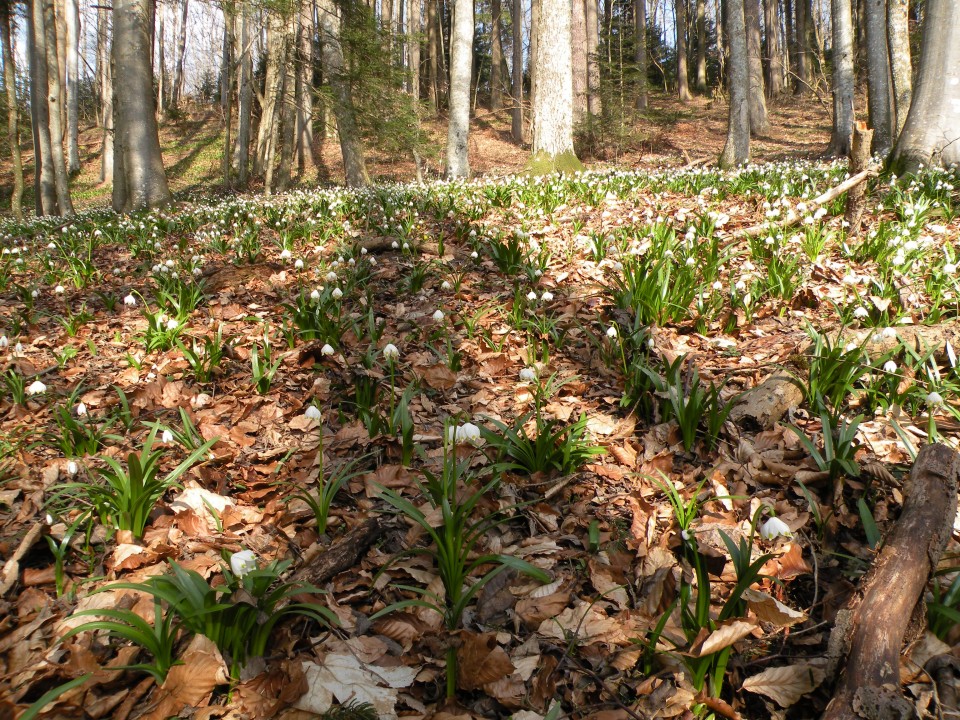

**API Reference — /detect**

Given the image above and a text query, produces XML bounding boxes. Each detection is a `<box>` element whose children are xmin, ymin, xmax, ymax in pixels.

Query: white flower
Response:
<box><xmin>161</xmin><ymin>429</ymin><xmax>175</xmax><ymax>443</ymax></box>
<box><xmin>391</xmin><ymin>241</ymin><xmax>399</xmax><ymax>249</ymax></box>
<box><xmin>759</xmin><ymin>516</ymin><xmax>792</xmax><ymax>541</ymax></box>
<box><xmin>883</xmin><ymin>360</ymin><xmax>898</xmax><ymax>373</ymax></box>
<box><xmin>368</xmin><ymin>257</ymin><xmax>377</xmax><ymax>266</ymax></box>
<box><xmin>230</xmin><ymin>550</ymin><xmax>258</xmax><ymax>577</ymax></box>
<box><xmin>882</xmin><ymin>327</ymin><xmax>897</xmax><ymax>339</ymax></box>
<box><xmin>0</xmin><ymin>336</ymin><xmax>7</xmax><ymax>349</ymax></box>
<box><xmin>325</xmin><ymin>271</ymin><xmax>337</xmax><ymax>283</ymax></box>
<box><xmin>166</xmin><ymin>318</ymin><xmax>179</xmax><ymax>331</ymax></box>
<box><xmin>31</xmin><ymin>289</ymin><xmax>39</xmax><ymax>298</ymax></box>
<box><xmin>75</xmin><ymin>403</ymin><xmax>87</xmax><ymax>417</ymax></box>
<box><xmin>321</xmin><ymin>343</ymin><xmax>335</xmax><ymax>356</ymax></box>
<box><xmin>526</xmin><ymin>290</ymin><xmax>537</xmax><ymax>301</ymax></box>
<box><xmin>310</xmin><ymin>289</ymin><xmax>321</xmax><ymax>301</ymax></box>
<box><xmin>294</xmin><ymin>259</ymin><xmax>304</xmax><ymax>270</ymax></box>
<box><xmin>26</xmin><ymin>380</ymin><xmax>47</xmax><ymax>395</ymax></box>
<box><xmin>606</xmin><ymin>326</ymin><xmax>618</xmax><ymax>339</ymax></box>
<box><xmin>332</xmin><ymin>288</ymin><xmax>343</xmax><ymax>300</ymax></box>
<box><xmin>55</xmin><ymin>285</ymin><xmax>65</xmax><ymax>294</ymax></box>
<box><xmin>124</xmin><ymin>294</ymin><xmax>137</xmax><ymax>307</ymax></box>
<box><xmin>383</xmin><ymin>343</ymin><xmax>399</xmax><ymax>361</ymax></box>
<box><xmin>944</xmin><ymin>263</ymin><xmax>957</xmax><ymax>275</ymax></box>
<box><xmin>304</xmin><ymin>405</ymin><xmax>323</xmax><ymax>420</ymax></box>
<box><xmin>279</xmin><ymin>248</ymin><xmax>292</xmax><ymax>259</ymax></box>
<box><xmin>66</xmin><ymin>460</ymin><xmax>79</xmax><ymax>476</ymax></box>
<box><xmin>712</xmin><ymin>281</ymin><xmax>723</xmax><ymax>291</ymax></box>
<box><xmin>853</xmin><ymin>306</ymin><xmax>869</xmax><ymax>319</ymax></box>
<box><xmin>441</xmin><ymin>280</ymin><xmax>452</xmax><ymax>291</ymax></box>
<box><xmin>541</xmin><ymin>291</ymin><xmax>554</xmax><ymax>302</ymax></box>
<box><xmin>14</xmin><ymin>342</ymin><xmax>23</xmax><ymax>355</ymax></box>
<box><xmin>519</xmin><ymin>367</ymin><xmax>538</xmax><ymax>382</ymax></box>
<box><xmin>470</xmin><ymin>251</ymin><xmax>479</xmax><ymax>259</ymax></box>
<box><xmin>927</xmin><ymin>391</ymin><xmax>944</xmax><ymax>407</ymax></box>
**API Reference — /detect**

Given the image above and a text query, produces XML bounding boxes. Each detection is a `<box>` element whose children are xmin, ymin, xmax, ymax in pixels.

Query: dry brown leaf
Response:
<box><xmin>742</xmin><ymin>664</ymin><xmax>826</xmax><ymax>707</ymax></box>
<box><xmin>742</xmin><ymin>588</ymin><xmax>806</xmax><ymax>627</ymax></box>
<box><xmin>515</xmin><ymin>591</ymin><xmax>571</xmax><ymax>627</ymax></box>
<box><xmin>418</xmin><ymin>363</ymin><xmax>457</xmax><ymax>390</ymax></box>
<box><xmin>140</xmin><ymin>634</ymin><xmax>229</xmax><ymax>720</ymax></box>
<box><xmin>457</xmin><ymin>632</ymin><xmax>515</xmax><ymax>690</ymax></box>
<box><xmin>692</xmin><ymin>619</ymin><xmax>757</xmax><ymax>657</ymax></box>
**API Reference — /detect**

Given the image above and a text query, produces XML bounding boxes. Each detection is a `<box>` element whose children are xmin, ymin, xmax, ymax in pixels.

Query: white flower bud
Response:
<box><xmin>759</xmin><ymin>516</ymin><xmax>792</xmax><ymax>541</ymax></box>
<box><xmin>230</xmin><ymin>549</ymin><xmax>258</xmax><ymax>577</ymax></box>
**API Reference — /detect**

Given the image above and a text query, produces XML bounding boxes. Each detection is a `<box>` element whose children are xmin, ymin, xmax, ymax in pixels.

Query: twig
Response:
<box><xmin>0</xmin><ymin>523</ymin><xmax>44</xmax><ymax>596</ymax></box>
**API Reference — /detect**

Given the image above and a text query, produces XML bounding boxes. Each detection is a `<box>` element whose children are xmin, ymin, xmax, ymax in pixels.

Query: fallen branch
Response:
<box><xmin>822</xmin><ymin>443</ymin><xmax>959</xmax><ymax>720</ymax></box>
<box><xmin>293</xmin><ymin>515</ymin><xmax>393</xmax><ymax>586</ymax></box>
<box><xmin>0</xmin><ymin>523</ymin><xmax>44</xmax><ymax>596</ymax></box>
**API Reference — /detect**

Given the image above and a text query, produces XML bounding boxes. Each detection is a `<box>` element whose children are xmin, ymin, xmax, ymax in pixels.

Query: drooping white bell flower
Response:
<box><xmin>304</xmin><ymin>405</ymin><xmax>323</xmax><ymax>420</ymax></box>
<box><xmin>321</xmin><ymin>343</ymin><xmax>335</xmax><ymax>356</ymax></box>
<box><xmin>432</xmin><ymin>310</ymin><xmax>444</xmax><ymax>322</ymax></box>
<box><xmin>124</xmin><ymin>294</ymin><xmax>137</xmax><ymax>307</ymax></box>
<box><xmin>75</xmin><ymin>403</ymin><xmax>87</xmax><ymax>417</ymax></box>
<box><xmin>26</xmin><ymin>380</ymin><xmax>47</xmax><ymax>395</ymax></box>
<box><xmin>230</xmin><ymin>550</ymin><xmax>258</xmax><ymax>577</ymax></box>
<box><xmin>759</xmin><ymin>516</ymin><xmax>792</xmax><ymax>541</ymax></box>
<box><xmin>519</xmin><ymin>367</ymin><xmax>537</xmax><ymax>382</ymax></box>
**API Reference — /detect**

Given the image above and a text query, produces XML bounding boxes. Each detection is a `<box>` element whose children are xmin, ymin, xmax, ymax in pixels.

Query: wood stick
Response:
<box><xmin>844</xmin><ymin>122</ymin><xmax>873</xmax><ymax>237</ymax></box>
<box><xmin>822</xmin><ymin>443</ymin><xmax>959</xmax><ymax>720</ymax></box>
<box><xmin>293</xmin><ymin>515</ymin><xmax>392</xmax><ymax>586</ymax></box>
<box><xmin>0</xmin><ymin>523</ymin><xmax>44</xmax><ymax>596</ymax></box>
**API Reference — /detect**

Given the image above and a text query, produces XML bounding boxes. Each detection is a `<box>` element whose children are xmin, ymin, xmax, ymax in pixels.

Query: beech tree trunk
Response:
<box><xmin>511</xmin><ymin>0</ymin><xmax>523</xmax><ymax>140</ymax></box>
<box><xmin>745</xmin><ymin>0</ymin><xmax>767</xmax><ymax>134</ymax></box>
<box><xmin>530</xmin><ymin>0</ymin><xmax>539</xmax><ymax>112</ymax></box>
<box><xmin>170</xmin><ymin>0</ymin><xmax>188</xmax><ymax>109</ymax></box>
<box><xmin>886</xmin><ymin>0</ymin><xmax>911</xmax><ymax>137</ymax></box>
<box><xmin>864</xmin><ymin>0</ymin><xmax>892</xmax><ymax>154</ymax></box>
<box><xmin>295</xmin><ymin>0</ymin><xmax>315</xmax><ymax>172</ymax></box>
<box><xmin>317</xmin><ymin>0</ymin><xmax>370</xmax><ymax>185</ymax></box>
<box><xmin>255</xmin><ymin>11</ymin><xmax>285</xmax><ymax>178</ymax></box>
<box><xmin>571</xmin><ymin>0</ymin><xmax>588</xmax><ymax>123</ymax></box>
<box><xmin>694</xmin><ymin>0</ymin><xmax>706</xmax><ymax>92</ymax></box>
<box><xmin>97</xmin><ymin>3</ymin><xmax>113</xmax><ymax>183</ymax></box>
<box><xmin>156</xmin><ymin>0</ymin><xmax>165</xmax><ymax>116</ymax></box>
<box><xmin>585</xmin><ymin>0</ymin><xmax>600</xmax><ymax>114</ymax></box>
<box><xmin>65</xmin><ymin>0</ymin><xmax>79</xmax><ymax>173</ymax></box>
<box><xmin>41</xmin><ymin>0</ymin><xmax>73</xmax><ymax>214</ymax></box>
<box><xmin>890</xmin><ymin>0</ymin><xmax>960</xmax><ymax>173</ymax></box>
<box><xmin>235</xmin><ymin>0</ymin><xmax>252</xmax><ymax>184</ymax></box>
<box><xmin>763</xmin><ymin>0</ymin><xmax>784</xmax><ymax>97</ymax></box>
<box><xmin>112</xmin><ymin>0</ymin><xmax>171</xmax><ymax>212</ymax></box>
<box><xmin>408</xmin><ymin>0</ymin><xmax>420</xmax><ymax>100</ymax></box>
<box><xmin>793</xmin><ymin>0</ymin><xmax>811</xmax><ymax>92</ymax></box>
<box><xmin>445</xmin><ymin>0</ymin><xmax>472</xmax><ymax>177</ymax></box>
<box><xmin>277</xmin><ymin>20</ymin><xmax>296</xmax><ymax>192</ymax></box>
<box><xmin>719</xmin><ymin>0</ymin><xmax>750</xmax><ymax>168</ymax></box>
<box><xmin>427</xmin><ymin>0</ymin><xmax>438</xmax><ymax>110</ymax></box>
<box><xmin>674</xmin><ymin>0</ymin><xmax>691</xmax><ymax>100</ymax></box>
<box><xmin>490</xmin><ymin>0</ymin><xmax>503</xmax><ymax>109</ymax></box>
<box><xmin>0</xmin><ymin>0</ymin><xmax>24</xmax><ymax>217</ymax></box>
<box><xmin>635</xmin><ymin>0</ymin><xmax>647</xmax><ymax>109</ymax></box>
<box><xmin>829</xmin><ymin>0</ymin><xmax>854</xmax><ymax>156</ymax></box>
<box><xmin>30</xmin><ymin>0</ymin><xmax>58</xmax><ymax>214</ymax></box>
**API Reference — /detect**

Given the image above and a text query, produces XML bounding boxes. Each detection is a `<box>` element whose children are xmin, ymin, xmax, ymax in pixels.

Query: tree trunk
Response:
<box><xmin>719</xmin><ymin>0</ymin><xmax>750</xmax><ymax>167</ymax></box>
<box><xmin>886</xmin><ymin>0</ymin><xmax>911</xmax><ymax>137</ymax></box>
<box><xmin>156</xmin><ymin>0</ymin><xmax>166</xmax><ymax>116</ymax></box>
<box><xmin>277</xmin><ymin>19</ymin><xmax>296</xmax><ymax>192</ymax></box>
<box><xmin>763</xmin><ymin>0</ymin><xmax>784</xmax><ymax>97</ymax></box>
<box><xmin>427</xmin><ymin>0</ymin><xmax>439</xmax><ymax>110</ymax></box>
<box><xmin>1</xmin><ymin>0</ymin><xmax>23</xmax><ymax>217</ymax></box>
<box><xmin>511</xmin><ymin>0</ymin><xmax>523</xmax><ymax>139</ymax></box>
<box><xmin>570</xmin><ymin>0</ymin><xmax>587</xmax><ymax>123</ymax></box>
<box><xmin>784</xmin><ymin>0</ymin><xmax>795</xmax><ymax>89</ymax></box>
<box><xmin>716</xmin><ymin>0</ymin><xmax>725</xmax><ymax>84</ymax></box>
<box><xmin>694</xmin><ymin>0</ymin><xmax>706</xmax><ymax>92</ymax></box>
<box><xmin>171</xmin><ymin>0</ymin><xmax>188</xmax><ymax>109</ymax></box>
<box><xmin>408</xmin><ymin>0</ymin><xmax>420</xmax><ymax>99</ymax></box>
<box><xmin>445</xmin><ymin>0</ymin><xmax>472</xmax><ymax>177</ymax></box>
<box><xmin>490</xmin><ymin>0</ymin><xmax>503</xmax><ymax>109</ymax></box>
<box><xmin>793</xmin><ymin>0</ymin><xmax>809</xmax><ymax>92</ymax></box>
<box><xmin>255</xmin><ymin>11</ymin><xmax>285</xmax><ymax>177</ymax></box>
<box><xmin>864</xmin><ymin>0</ymin><xmax>893</xmax><ymax>154</ymax></box>
<box><xmin>829</xmin><ymin>0</ymin><xmax>854</xmax><ymax>156</ymax></box>
<box><xmin>296</xmin><ymin>0</ymin><xmax>315</xmax><ymax>172</ymax></box>
<box><xmin>530</xmin><ymin>0</ymin><xmax>538</xmax><ymax>111</ymax></box>
<box><xmin>98</xmin><ymin>3</ymin><xmax>113</xmax><ymax>184</ymax></box>
<box><xmin>890</xmin><ymin>0</ymin><xmax>960</xmax><ymax>173</ymax></box>
<box><xmin>317</xmin><ymin>0</ymin><xmax>370</xmax><ymax>185</ymax></box>
<box><xmin>41</xmin><ymin>0</ymin><xmax>73</xmax><ymax>214</ymax></box>
<box><xmin>235</xmin><ymin>0</ymin><xmax>252</xmax><ymax>184</ymax></box>
<box><xmin>65</xmin><ymin>0</ymin><xmax>79</xmax><ymax>173</ymax></box>
<box><xmin>530</xmin><ymin>0</ymin><xmax>581</xmax><ymax>170</ymax></box>
<box><xmin>112</xmin><ymin>0</ymin><xmax>172</xmax><ymax>212</ymax></box>
<box><xmin>221</xmin><ymin>7</ymin><xmax>233</xmax><ymax>189</ymax></box>
<box><xmin>745</xmin><ymin>0</ymin><xmax>767</xmax><ymax>134</ymax></box>
<box><xmin>585</xmin><ymin>0</ymin><xmax>600</xmax><ymax>114</ymax></box>
<box><xmin>674</xmin><ymin>0</ymin><xmax>691</xmax><ymax>100</ymax></box>
<box><xmin>635</xmin><ymin>0</ymin><xmax>647</xmax><ymax>109</ymax></box>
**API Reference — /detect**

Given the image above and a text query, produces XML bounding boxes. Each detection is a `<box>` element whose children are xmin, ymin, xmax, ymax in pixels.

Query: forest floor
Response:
<box><xmin>2</xmin><ymin>93</ymin><xmax>960</xmax><ymax>720</ymax></box>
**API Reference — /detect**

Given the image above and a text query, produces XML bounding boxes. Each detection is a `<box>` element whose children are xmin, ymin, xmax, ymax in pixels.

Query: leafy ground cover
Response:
<box><xmin>0</xmin><ymin>155</ymin><xmax>959</xmax><ymax>720</ymax></box>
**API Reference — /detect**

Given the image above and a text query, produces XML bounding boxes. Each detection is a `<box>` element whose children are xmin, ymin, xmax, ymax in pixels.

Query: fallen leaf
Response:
<box><xmin>457</xmin><ymin>632</ymin><xmax>515</xmax><ymax>690</ymax></box>
<box><xmin>294</xmin><ymin>654</ymin><xmax>417</xmax><ymax>720</ymax></box>
<box><xmin>742</xmin><ymin>589</ymin><xmax>806</xmax><ymax>627</ymax></box>
<box><xmin>742</xmin><ymin>664</ymin><xmax>826</xmax><ymax>707</ymax></box>
<box><xmin>691</xmin><ymin>619</ymin><xmax>757</xmax><ymax>657</ymax></box>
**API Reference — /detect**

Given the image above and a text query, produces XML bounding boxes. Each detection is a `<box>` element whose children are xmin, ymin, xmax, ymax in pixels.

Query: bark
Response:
<box><xmin>0</xmin><ymin>0</ymin><xmax>24</xmax><ymax>218</ymax></box>
<box><xmin>41</xmin><ymin>0</ymin><xmax>73</xmax><ymax>214</ymax></box>
<box><xmin>295</xmin><ymin>0</ymin><xmax>315</xmax><ymax>172</ymax></box>
<box><xmin>292</xmin><ymin>517</ymin><xmax>394</xmax><ymax>587</ymax></box>
<box><xmin>694</xmin><ymin>0</ymin><xmax>706</xmax><ymax>92</ymax></box>
<box><xmin>843</xmin><ymin>122</ymin><xmax>872</xmax><ymax>235</ymax></box>
<box><xmin>745</xmin><ymin>0</ymin><xmax>768</xmax><ymax>135</ymax></box>
<box><xmin>427</xmin><ymin>0</ymin><xmax>438</xmax><ymax>110</ymax></box>
<box><xmin>221</xmin><ymin>8</ymin><xmax>232</xmax><ymax>189</ymax></box>
<box><xmin>828</xmin><ymin>0</ymin><xmax>854</xmax><ymax>156</ymax></box>
<box><xmin>65</xmin><ymin>0</ymin><xmax>79</xmax><ymax>173</ymax></box>
<box><xmin>156</xmin><ymin>0</ymin><xmax>165</xmax><ymax>115</ymax></box>
<box><xmin>112</xmin><ymin>0</ymin><xmax>172</xmax><ymax>212</ymax></box>
<box><xmin>235</xmin><ymin>0</ymin><xmax>252</xmax><ymax>184</ymax></box>
<box><xmin>864</xmin><ymin>0</ymin><xmax>892</xmax><ymax>155</ymax></box>
<box><xmin>886</xmin><ymin>0</ymin><xmax>911</xmax><ymax>137</ymax></box>
<box><xmin>763</xmin><ymin>0</ymin><xmax>784</xmax><ymax>97</ymax></box>
<box><xmin>98</xmin><ymin>4</ymin><xmax>113</xmax><ymax>183</ymax></box>
<box><xmin>674</xmin><ymin>0</ymin><xmax>691</xmax><ymax>100</ymax></box>
<box><xmin>445</xmin><ymin>0</ymin><xmax>472</xmax><ymax>177</ymax></box>
<box><xmin>530</xmin><ymin>0</ymin><xmax>538</xmax><ymax>111</ymax></box>
<box><xmin>277</xmin><ymin>18</ymin><xmax>296</xmax><ymax>192</ymax></box>
<box><xmin>719</xmin><ymin>0</ymin><xmax>749</xmax><ymax>168</ymax></box>
<box><xmin>585</xmin><ymin>0</ymin><xmax>600</xmax><ymax>114</ymax></box>
<box><xmin>784</xmin><ymin>0</ymin><xmax>794</xmax><ymax>88</ymax></box>
<box><xmin>408</xmin><ymin>0</ymin><xmax>420</xmax><ymax>99</ymax></box>
<box><xmin>634</xmin><ymin>0</ymin><xmax>647</xmax><ymax>109</ymax></box>
<box><xmin>530</xmin><ymin>0</ymin><xmax>580</xmax><ymax>169</ymax></box>
<box><xmin>255</xmin><ymin>11</ymin><xmax>285</xmax><ymax>178</ymax></box>
<box><xmin>170</xmin><ymin>0</ymin><xmax>188</xmax><ymax>109</ymax></box>
<box><xmin>793</xmin><ymin>0</ymin><xmax>809</xmax><ymax>92</ymax></box>
<box><xmin>490</xmin><ymin>0</ymin><xmax>503</xmax><ymax>109</ymax></box>
<box><xmin>570</xmin><ymin>0</ymin><xmax>587</xmax><ymax>123</ymax></box>
<box><xmin>890</xmin><ymin>0</ymin><xmax>960</xmax><ymax>173</ymax></box>
<box><xmin>511</xmin><ymin>0</ymin><xmax>523</xmax><ymax>140</ymax></box>
<box><xmin>822</xmin><ymin>444</ymin><xmax>959</xmax><ymax>720</ymax></box>
<box><xmin>317</xmin><ymin>0</ymin><xmax>370</xmax><ymax>185</ymax></box>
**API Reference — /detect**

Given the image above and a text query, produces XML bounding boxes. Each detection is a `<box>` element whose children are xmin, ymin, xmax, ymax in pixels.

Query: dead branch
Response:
<box><xmin>293</xmin><ymin>515</ymin><xmax>393</xmax><ymax>586</ymax></box>
<box><xmin>0</xmin><ymin>523</ymin><xmax>44</xmax><ymax>596</ymax></box>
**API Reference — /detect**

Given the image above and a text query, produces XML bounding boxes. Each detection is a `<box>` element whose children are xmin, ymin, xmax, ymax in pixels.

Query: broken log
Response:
<box><xmin>822</xmin><ymin>443</ymin><xmax>959</xmax><ymax>720</ymax></box>
<box><xmin>844</xmin><ymin>122</ymin><xmax>873</xmax><ymax>237</ymax></box>
<box><xmin>292</xmin><ymin>515</ymin><xmax>393</xmax><ymax>586</ymax></box>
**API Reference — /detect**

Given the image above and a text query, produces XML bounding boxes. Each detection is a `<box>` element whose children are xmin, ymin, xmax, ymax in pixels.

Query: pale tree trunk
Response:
<box><xmin>221</xmin><ymin>8</ymin><xmax>232</xmax><ymax>188</ymax></box>
<box><xmin>42</xmin><ymin>0</ymin><xmax>73</xmax><ymax>213</ymax></box>
<box><xmin>255</xmin><ymin>11</ymin><xmax>285</xmax><ymax>177</ymax></box>
<box><xmin>510</xmin><ymin>0</ymin><xmax>523</xmax><ymax>140</ymax></box>
<box><xmin>865</xmin><ymin>0</ymin><xmax>892</xmax><ymax>154</ymax></box>
<box><xmin>829</xmin><ymin>0</ymin><xmax>854</xmax><ymax>155</ymax></box>
<box><xmin>277</xmin><ymin>21</ymin><xmax>296</xmax><ymax>192</ymax></box>
<box><xmin>317</xmin><ymin>0</ymin><xmax>370</xmax><ymax>185</ymax></box>
<box><xmin>530</xmin><ymin>0</ymin><xmax>538</xmax><ymax>111</ymax></box>
<box><xmin>716</xmin><ymin>0</ymin><xmax>725</xmax><ymax>82</ymax></box>
<box><xmin>763</xmin><ymin>0</ymin><xmax>784</xmax><ymax>97</ymax></box>
<box><xmin>0</xmin><ymin>0</ymin><xmax>24</xmax><ymax>217</ymax></box>
<box><xmin>585</xmin><ymin>0</ymin><xmax>600</xmax><ymax>114</ymax></box>
<box><xmin>171</xmin><ymin>0</ymin><xmax>188</xmax><ymax>109</ymax></box>
<box><xmin>408</xmin><ymin>0</ymin><xmax>420</xmax><ymax>99</ymax></box>
<box><xmin>98</xmin><ymin>3</ymin><xmax>113</xmax><ymax>183</ymax></box>
<box><xmin>295</xmin><ymin>0</ymin><xmax>314</xmax><ymax>172</ymax></box>
<box><xmin>30</xmin><ymin>0</ymin><xmax>58</xmax><ymax>214</ymax></box>
<box><xmin>635</xmin><ymin>0</ymin><xmax>647</xmax><ymax>109</ymax></box>
<box><xmin>571</xmin><ymin>0</ymin><xmax>587</xmax><ymax>123</ymax></box>
<box><xmin>784</xmin><ymin>0</ymin><xmax>794</xmax><ymax>88</ymax></box>
<box><xmin>530</xmin><ymin>0</ymin><xmax>581</xmax><ymax>170</ymax></box>
<box><xmin>886</xmin><ymin>0</ymin><xmax>910</xmax><ymax>137</ymax></box>
<box><xmin>112</xmin><ymin>0</ymin><xmax>171</xmax><ymax>212</ymax></box>
<box><xmin>156</xmin><ymin>0</ymin><xmax>165</xmax><ymax>116</ymax></box>
<box><xmin>65</xmin><ymin>0</ymin><xmax>79</xmax><ymax>173</ymax></box>
<box><xmin>675</xmin><ymin>0</ymin><xmax>691</xmax><ymax>100</ymax></box>
<box><xmin>694</xmin><ymin>0</ymin><xmax>706</xmax><ymax>92</ymax></box>
<box><xmin>490</xmin><ymin>0</ymin><xmax>503</xmax><ymax>109</ymax></box>
<box><xmin>793</xmin><ymin>0</ymin><xmax>809</xmax><ymax>92</ymax></box>
<box><xmin>445</xmin><ymin>0</ymin><xmax>472</xmax><ymax>177</ymax></box>
<box><xmin>235</xmin><ymin>0</ymin><xmax>252</xmax><ymax>184</ymax></box>
<box><xmin>745</xmin><ymin>0</ymin><xmax>767</xmax><ymax>134</ymax></box>
<box><xmin>890</xmin><ymin>0</ymin><xmax>959</xmax><ymax>173</ymax></box>
<box><xmin>720</xmin><ymin>0</ymin><xmax>750</xmax><ymax>167</ymax></box>
<box><xmin>427</xmin><ymin>0</ymin><xmax>438</xmax><ymax>110</ymax></box>
<box><xmin>382</xmin><ymin>0</ymin><xmax>392</xmax><ymax>55</ymax></box>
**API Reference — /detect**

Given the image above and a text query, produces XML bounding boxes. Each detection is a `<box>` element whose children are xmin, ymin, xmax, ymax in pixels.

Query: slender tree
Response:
<box><xmin>585</xmin><ymin>0</ymin><xmax>600</xmax><ymax>114</ymax></box>
<box><xmin>235</xmin><ymin>0</ymin><xmax>252</xmax><ymax>183</ymax></box>
<box><xmin>97</xmin><ymin>2</ymin><xmax>113</xmax><ymax>183</ymax></box>
<box><xmin>829</xmin><ymin>0</ymin><xmax>854</xmax><ymax>155</ymax></box>
<box><xmin>445</xmin><ymin>0</ymin><xmax>472</xmax><ymax>176</ymax></box>
<box><xmin>745</xmin><ymin>0</ymin><xmax>767</xmax><ymax>134</ymax></box>
<box><xmin>571</xmin><ymin>0</ymin><xmax>588</xmax><ymax>122</ymax></box>
<box><xmin>890</xmin><ymin>0</ymin><xmax>959</xmax><ymax>173</ymax></box>
<box><xmin>41</xmin><ymin>0</ymin><xmax>73</xmax><ymax>213</ymax></box>
<box><xmin>634</xmin><ymin>0</ymin><xmax>647</xmax><ymax>109</ymax></box>
<box><xmin>511</xmin><ymin>0</ymin><xmax>523</xmax><ymax>140</ymax></box>
<box><xmin>156</xmin><ymin>0</ymin><xmax>166</xmax><ymax>115</ymax></box>
<box><xmin>886</xmin><ymin>0</ymin><xmax>911</xmax><ymax>136</ymax></box>
<box><xmin>112</xmin><ymin>0</ymin><xmax>171</xmax><ymax>211</ymax></box>
<box><xmin>763</xmin><ymin>0</ymin><xmax>784</xmax><ymax>97</ymax></box>
<box><xmin>65</xmin><ymin>0</ymin><xmax>79</xmax><ymax>172</ymax></box>
<box><xmin>295</xmin><ymin>0</ymin><xmax>314</xmax><ymax>171</ymax></box>
<box><xmin>426</xmin><ymin>0</ymin><xmax>438</xmax><ymax>110</ymax></box>
<box><xmin>720</xmin><ymin>0</ymin><xmax>750</xmax><ymax>167</ymax></box>
<box><xmin>675</xmin><ymin>0</ymin><xmax>691</xmax><ymax>100</ymax></box>
<box><xmin>408</xmin><ymin>0</ymin><xmax>420</xmax><ymax>100</ymax></box>
<box><xmin>171</xmin><ymin>0</ymin><xmax>189</xmax><ymax>109</ymax></box>
<box><xmin>864</xmin><ymin>0</ymin><xmax>893</xmax><ymax>154</ymax></box>
<box><xmin>490</xmin><ymin>0</ymin><xmax>503</xmax><ymax>109</ymax></box>
<box><xmin>694</xmin><ymin>0</ymin><xmax>706</xmax><ymax>92</ymax></box>
<box><xmin>29</xmin><ymin>0</ymin><xmax>59</xmax><ymax>214</ymax></box>
<box><xmin>0</xmin><ymin>0</ymin><xmax>23</xmax><ymax>217</ymax></box>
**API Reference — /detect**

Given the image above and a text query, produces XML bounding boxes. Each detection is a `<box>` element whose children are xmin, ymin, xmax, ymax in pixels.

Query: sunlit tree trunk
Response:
<box><xmin>490</xmin><ymin>0</ymin><xmax>503</xmax><ymax>108</ymax></box>
<box><xmin>296</xmin><ymin>0</ymin><xmax>315</xmax><ymax>172</ymax></box>
<box><xmin>886</xmin><ymin>0</ymin><xmax>910</xmax><ymax>137</ymax></box>
<box><xmin>408</xmin><ymin>0</ymin><xmax>420</xmax><ymax>100</ymax></box>
<box><xmin>97</xmin><ymin>3</ymin><xmax>113</xmax><ymax>183</ymax></box>
<box><xmin>510</xmin><ymin>0</ymin><xmax>522</xmax><ymax>140</ymax></box>
<box><xmin>530</xmin><ymin>0</ymin><xmax>538</xmax><ymax>111</ymax></box>
<box><xmin>694</xmin><ymin>0</ymin><xmax>706</xmax><ymax>92</ymax></box>
<box><xmin>720</xmin><ymin>0</ymin><xmax>750</xmax><ymax>167</ymax></box>
<box><xmin>277</xmin><ymin>20</ymin><xmax>296</xmax><ymax>192</ymax></box>
<box><xmin>571</xmin><ymin>0</ymin><xmax>587</xmax><ymax>122</ymax></box>
<box><xmin>0</xmin><ymin>0</ymin><xmax>24</xmax><ymax>217</ymax></box>
<box><xmin>675</xmin><ymin>0</ymin><xmax>691</xmax><ymax>100</ymax></box>
<box><xmin>635</xmin><ymin>0</ymin><xmax>647</xmax><ymax>109</ymax></box>
<box><xmin>255</xmin><ymin>10</ymin><xmax>285</xmax><ymax>177</ymax></box>
<box><xmin>221</xmin><ymin>7</ymin><xmax>233</xmax><ymax>188</ymax></box>
<box><xmin>445</xmin><ymin>0</ymin><xmax>472</xmax><ymax>176</ymax></box>
<box><xmin>585</xmin><ymin>0</ymin><xmax>600</xmax><ymax>114</ymax></box>
<box><xmin>427</xmin><ymin>0</ymin><xmax>438</xmax><ymax>110</ymax></box>
<box><xmin>865</xmin><ymin>0</ymin><xmax>892</xmax><ymax>154</ymax></box>
<box><xmin>890</xmin><ymin>0</ymin><xmax>959</xmax><ymax>173</ymax></box>
<box><xmin>745</xmin><ymin>0</ymin><xmax>767</xmax><ymax>134</ymax></box>
<box><xmin>829</xmin><ymin>0</ymin><xmax>854</xmax><ymax>155</ymax></box>
<box><xmin>42</xmin><ymin>0</ymin><xmax>73</xmax><ymax>213</ymax></box>
<box><xmin>65</xmin><ymin>0</ymin><xmax>79</xmax><ymax>172</ymax></box>
<box><xmin>793</xmin><ymin>0</ymin><xmax>809</xmax><ymax>92</ymax></box>
<box><xmin>29</xmin><ymin>0</ymin><xmax>58</xmax><ymax>214</ymax></box>
<box><xmin>171</xmin><ymin>0</ymin><xmax>188</xmax><ymax>109</ymax></box>
<box><xmin>235</xmin><ymin>0</ymin><xmax>252</xmax><ymax>184</ymax></box>
<box><xmin>763</xmin><ymin>0</ymin><xmax>784</xmax><ymax>97</ymax></box>
<box><xmin>157</xmin><ymin>0</ymin><xmax>166</xmax><ymax>116</ymax></box>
